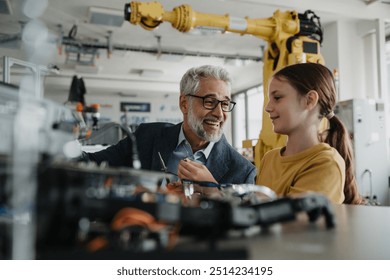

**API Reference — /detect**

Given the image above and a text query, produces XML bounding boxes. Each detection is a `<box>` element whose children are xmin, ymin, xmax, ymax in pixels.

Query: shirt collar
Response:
<box><xmin>178</xmin><ymin>125</ymin><xmax>215</xmax><ymax>160</ymax></box>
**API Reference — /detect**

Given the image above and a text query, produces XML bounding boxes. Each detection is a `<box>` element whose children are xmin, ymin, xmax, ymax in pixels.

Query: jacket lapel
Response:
<box><xmin>206</xmin><ymin>135</ymin><xmax>229</xmax><ymax>182</ymax></box>
<box><xmin>151</xmin><ymin>123</ymin><xmax>182</xmax><ymax>171</ymax></box>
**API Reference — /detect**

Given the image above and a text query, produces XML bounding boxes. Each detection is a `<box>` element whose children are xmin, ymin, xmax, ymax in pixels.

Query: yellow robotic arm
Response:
<box><xmin>124</xmin><ymin>1</ymin><xmax>325</xmax><ymax>169</ymax></box>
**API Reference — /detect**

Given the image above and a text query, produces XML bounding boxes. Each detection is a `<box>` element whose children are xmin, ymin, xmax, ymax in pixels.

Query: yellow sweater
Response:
<box><xmin>256</xmin><ymin>143</ymin><xmax>345</xmax><ymax>204</ymax></box>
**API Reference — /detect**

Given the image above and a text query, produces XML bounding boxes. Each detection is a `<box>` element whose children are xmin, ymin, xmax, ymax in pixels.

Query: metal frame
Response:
<box><xmin>2</xmin><ymin>56</ymin><xmax>52</xmax><ymax>98</ymax></box>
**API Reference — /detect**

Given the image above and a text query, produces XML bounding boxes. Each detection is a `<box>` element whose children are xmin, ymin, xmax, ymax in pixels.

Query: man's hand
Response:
<box><xmin>165</xmin><ymin>181</ymin><xmax>184</xmax><ymax>195</ymax></box>
<box><xmin>177</xmin><ymin>158</ymin><xmax>217</xmax><ymax>183</ymax></box>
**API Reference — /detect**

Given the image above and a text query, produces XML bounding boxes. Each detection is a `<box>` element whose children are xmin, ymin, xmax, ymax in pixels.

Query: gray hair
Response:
<box><xmin>180</xmin><ymin>65</ymin><xmax>232</xmax><ymax>96</ymax></box>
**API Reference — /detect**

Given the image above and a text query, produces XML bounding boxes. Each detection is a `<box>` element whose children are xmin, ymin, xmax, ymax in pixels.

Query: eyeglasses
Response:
<box><xmin>187</xmin><ymin>94</ymin><xmax>236</xmax><ymax>112</ymax></box>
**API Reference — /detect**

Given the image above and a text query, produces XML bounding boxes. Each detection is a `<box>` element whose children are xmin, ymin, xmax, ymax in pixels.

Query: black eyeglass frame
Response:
<box><xmin>186</xmin><ymin>94</ymin><xmax>236</xmax><ymax>112</ymax></box>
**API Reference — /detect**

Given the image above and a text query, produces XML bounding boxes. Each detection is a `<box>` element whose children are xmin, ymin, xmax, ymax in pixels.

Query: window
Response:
<box><xmin>232</xmin><ymin>85</ymin><xmax>263</xmax><ymax>150</ymax></box>
<box><xmin>232</xmin><ymin>92</ymin><xmax>246</xmax><ymax>149</ymax></box>
<box><xmin>247</xmin><ymin>86</ymin><xmax>263</xmax><ymax>141</ymax></box>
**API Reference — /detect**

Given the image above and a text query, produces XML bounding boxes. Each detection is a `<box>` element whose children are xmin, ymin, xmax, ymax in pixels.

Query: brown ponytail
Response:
<box><xmin>323</xmin><ymin>116</ymin><xmax>364</xmax><ymax>204</ymax></box>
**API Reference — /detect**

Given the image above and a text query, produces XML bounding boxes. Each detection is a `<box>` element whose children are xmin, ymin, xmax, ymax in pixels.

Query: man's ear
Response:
<box><xmin>179</xmin><ymin>94</ymin><xmax>189</xmax><ymax>113</ymax></box>
<box><xmin>306</xmin><ymin>90</ymin><xmax>319</xmax><ymax>110</ymax></box>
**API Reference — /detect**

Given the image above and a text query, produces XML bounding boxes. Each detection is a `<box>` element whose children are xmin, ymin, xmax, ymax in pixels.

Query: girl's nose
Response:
<box><xmin>265</xmin><ymin>101</ymin><xmax>272</xmax><ymax>113</ymax></box>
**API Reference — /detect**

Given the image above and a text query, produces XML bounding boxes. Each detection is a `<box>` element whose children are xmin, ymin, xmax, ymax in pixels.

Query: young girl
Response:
<box><xmin>256</xmin><ymin>63</ymin><xmax>363</xmax><ymax>204</ymax></box>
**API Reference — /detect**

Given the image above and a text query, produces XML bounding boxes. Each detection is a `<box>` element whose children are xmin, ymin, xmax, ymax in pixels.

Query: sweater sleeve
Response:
<box><xmin>82</xmin><ymin>137</ymin><xmax>133</xmax><ymax>167</ymax></box>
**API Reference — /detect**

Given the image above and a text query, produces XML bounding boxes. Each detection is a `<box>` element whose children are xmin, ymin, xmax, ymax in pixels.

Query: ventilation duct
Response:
<box><xmin>87</xmin><ymin>6</ymin><xmax>124</xmax><ymax>27</ymax></box>
<box><xmin>0</xmin><ymin>0</ymin><xmax>12</xmax><ymax>15</ymax></box>
<box><xmin>139</xmin><ymin>69</ymin><xmax>164</xmax><ymax>78</ymax></box>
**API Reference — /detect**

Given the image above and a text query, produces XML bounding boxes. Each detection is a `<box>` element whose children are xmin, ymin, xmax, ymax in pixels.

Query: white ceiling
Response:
<box><xmin>1</xmin><ymin>0</ymin><xmax>390</xmax><ymax>97</ymax></box>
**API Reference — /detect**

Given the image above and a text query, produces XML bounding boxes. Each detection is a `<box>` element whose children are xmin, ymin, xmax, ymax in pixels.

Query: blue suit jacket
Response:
<box><xmin>84</xmin><ymin>122</ymin><xmax>256</xmax><ymax>184</ymax></box>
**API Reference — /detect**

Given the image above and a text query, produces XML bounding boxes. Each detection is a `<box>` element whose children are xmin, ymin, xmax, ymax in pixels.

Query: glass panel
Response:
<box><xmin>232</xmin><ymin>92</ymin><xmax>246</xmax><ymax>149</ymax></box>
<box><xmin>247</xmin><ymin>86</ymin><xmax>263</xmax><ymax>141</ymax></box>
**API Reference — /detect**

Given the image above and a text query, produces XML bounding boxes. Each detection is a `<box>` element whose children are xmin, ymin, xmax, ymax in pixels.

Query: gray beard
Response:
<box><xmin>187</xmin><ymin>105</ymin><xmax>223</xmax><ymax>142</ymax></box>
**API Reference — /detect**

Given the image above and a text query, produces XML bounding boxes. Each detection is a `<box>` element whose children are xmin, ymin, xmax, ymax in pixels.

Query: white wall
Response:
<box><xmin>45</xmin><ymin>90</ymin><xmax>181</xmax><ymax>125</ymax></box>
<box><xmin>322</xmin><ymin>20</ymin><xmax>367</xmax><ymax>101</ymax></box>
